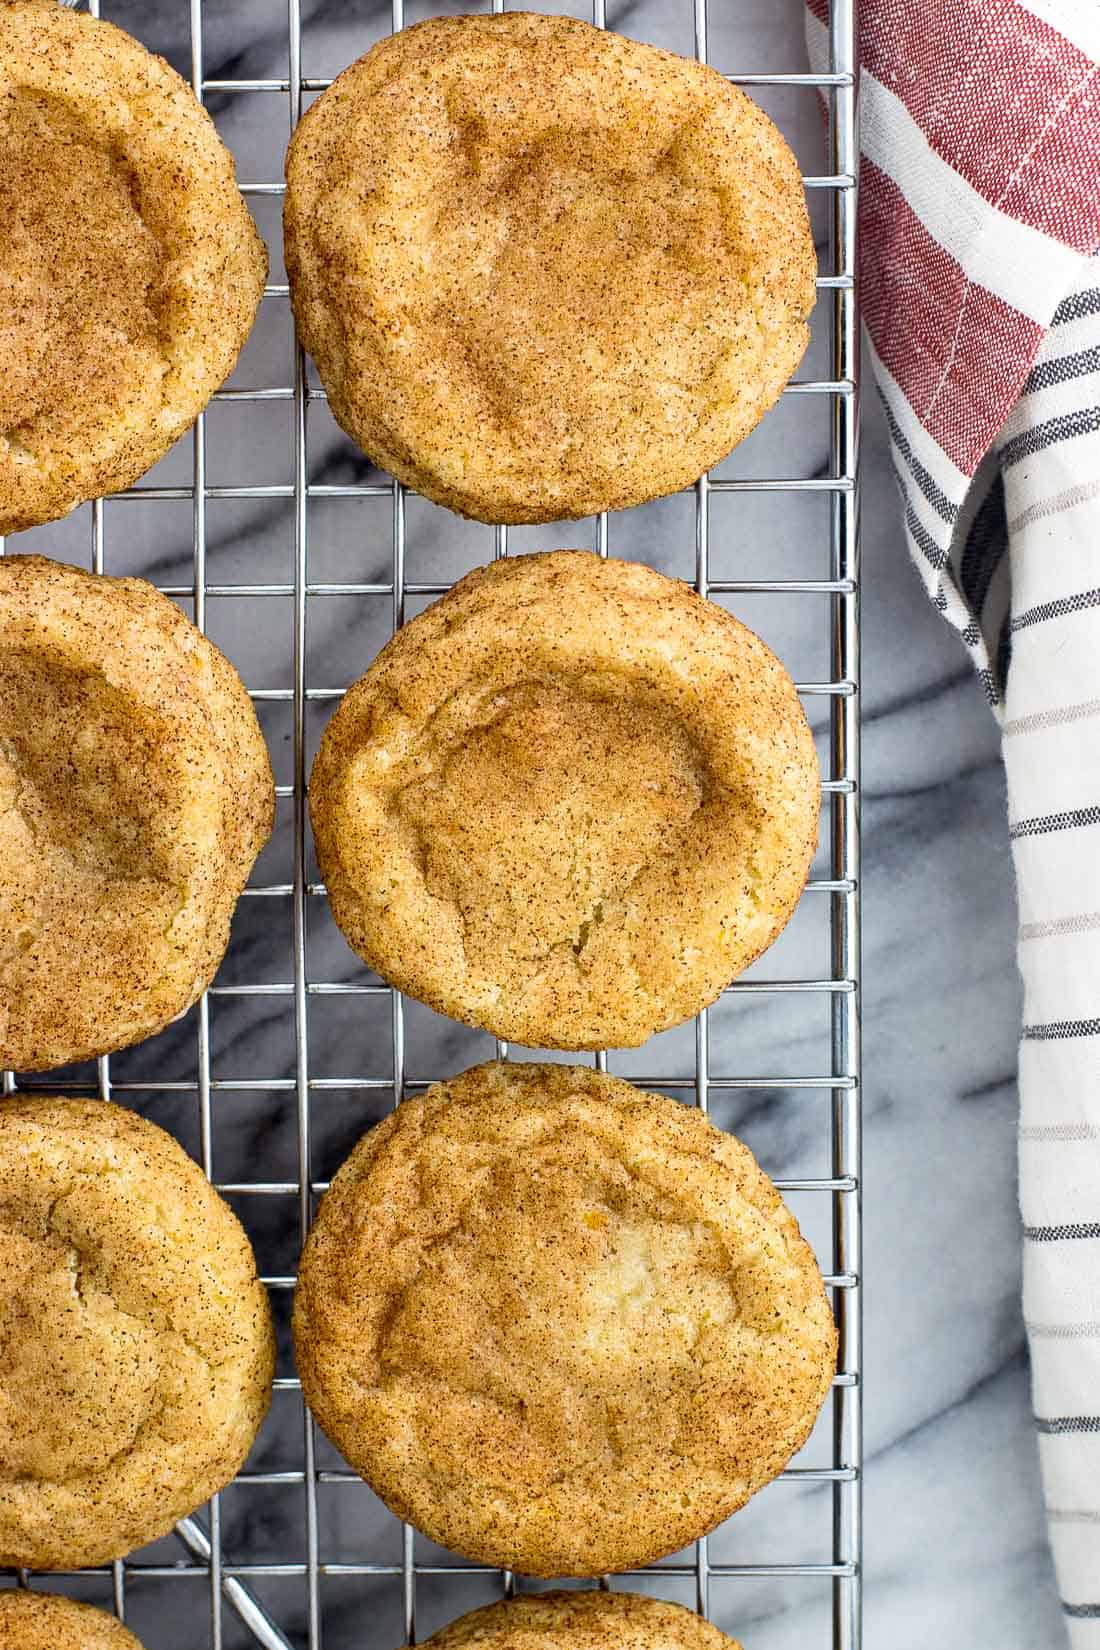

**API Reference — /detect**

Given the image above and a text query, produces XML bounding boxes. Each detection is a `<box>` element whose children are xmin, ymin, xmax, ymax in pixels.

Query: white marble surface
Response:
<box><xmin>2</xmin><ymin>0</ymin><xmax>1061</xmax><ymax>1644</ymax></box>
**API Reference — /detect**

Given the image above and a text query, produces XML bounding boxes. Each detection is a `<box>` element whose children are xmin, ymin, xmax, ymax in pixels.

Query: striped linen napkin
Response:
<box><xmin>806</xmin><ymin>0</ymin><xmax>1100</xmax><ymax>1636</ymax></box>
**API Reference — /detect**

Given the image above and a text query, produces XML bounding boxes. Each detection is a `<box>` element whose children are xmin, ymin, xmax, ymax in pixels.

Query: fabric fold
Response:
<box><xmin>807</xmin><ymin>1</ymin><xmax>1100</xmax><ymax>1637</ymax></box>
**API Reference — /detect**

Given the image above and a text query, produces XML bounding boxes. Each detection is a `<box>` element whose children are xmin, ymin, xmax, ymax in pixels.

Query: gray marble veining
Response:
<box><xmin>1</xmin><ymin>0</ymin><xmax>1057</xmax><ymax>1644</ymax></box>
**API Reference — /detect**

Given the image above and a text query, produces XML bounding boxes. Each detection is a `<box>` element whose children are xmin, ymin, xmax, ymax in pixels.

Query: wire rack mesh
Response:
<box><xmin>0</xmin><ymin>0</ymin><xmax>860</xmax><ymax>1645</ymax></box>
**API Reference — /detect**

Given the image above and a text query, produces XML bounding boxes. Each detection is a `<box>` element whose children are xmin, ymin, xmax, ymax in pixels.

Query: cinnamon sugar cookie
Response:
<box><xmin>0</xmin><ymin>1591</ymin><xmax>145</xmax><ymax>1649</ymax></box>
<box><xmin>0</xmin><ymin>0</ymin><xmax>266</xmax><ymax>533</ymax></box>
<box><xmin>294</xmin><ymin>1061</ymin><xmax>836</xmax><ymax>1576</ymax></box>
<box><xmin>309</xmin><ymin>551</ymin><xmax>818</xmax><ymax>1050</ymax></box>
<box><xmin>420</xmin><ymin>1593</ymin><xmax>743</xmax><ymax>1650</ymax></box>
<box><xmin>0</xmin><ymin>556</ymin><xmax>274</xmax><ymax>1071</ymax></box>
<box><xmin>0</xmin><ymin>1097</ymin><xmax>274</xmax><ymax>1570</ymax></box>
<box><xmin>285</xmin><ymin>12</ymin><xmax>815</xmax><ymax>523</ymax></box>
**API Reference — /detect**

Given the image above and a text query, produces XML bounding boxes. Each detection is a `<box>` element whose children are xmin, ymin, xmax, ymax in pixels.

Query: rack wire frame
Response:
<box><xmin>0</xmin><ymin>0</ymin><xmax>860</xmax><ymax>1645</ymax></box>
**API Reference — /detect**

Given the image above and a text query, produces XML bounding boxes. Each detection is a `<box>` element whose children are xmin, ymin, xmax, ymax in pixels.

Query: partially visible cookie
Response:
<box><xmin>285</xmin><ymin>12</ymin><xmax>815</xmax><ymax>523</ymax></box>
<box><xmin>0</xmin><ymin>1591</ymin><xmax>144</xmax><ymax>1649</ymax></box>
<box><xmin>294</xmin><ymin>1060</ymin><xmax>837</xmax><ymax>1576</ymax></box>
<box><xmin>0</xmin><ymin>0</ymin><xmax>266</xmax><ymax>534</ymax></box>
<box><xmin>0</xmin><ymin>1097</ymin><xmax>275</xmax><ymax>1569</ymax></box>
<box><xmin>309</xmin><ymin>551</ymin><xmax>818</xmax><ymax>1051</ymax></box>
<box><xmin>0</xmin><ymin>555</ymin><xmax>274</xmax><ymax>1071</ymax></box>
<box><xmin>421</xmin><ymin>1593</ymin><xmax>743</xmax><ymax>1650</ymax></box>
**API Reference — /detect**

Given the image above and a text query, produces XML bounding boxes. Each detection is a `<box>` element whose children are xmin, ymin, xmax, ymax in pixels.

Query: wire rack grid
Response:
<box><xmin>0</xmin><ymin>0</ymin><xmax>860</xmax><ymax>1647</ymax></box>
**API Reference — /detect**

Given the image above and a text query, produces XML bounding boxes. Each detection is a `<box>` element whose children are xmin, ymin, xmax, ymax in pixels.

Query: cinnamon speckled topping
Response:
<box><xmin>309</xmin><ymin>551</ymin><xmax>819</xmax><ymax>1051</ymax></box>
<box><xmin>0</xmin><ymin>1590</ymin><xmax>146</xmax><ymax>1648</ymax></box>
<box><xmin>420</xmin><ymin>1592</ymin><xmax>743</xmax><ymax>1650</ymax></box>
<box><xmin>284</xmin><ymin>12</ymin><xmax>816</xmax><ymax>524</ymax></box>
<box><xmin>0</xmin><ymin>0</ymin><xmax>266</xmax><ymax>534</ymax></box>
<box><xmin>0</xmin><ymin>555</ymin><xmax>274</xmax><ymax>1072</ymax></box>
<box><xmin>0</xmin><ymin>1097</ymin><xmax>274</xmax><ymax>1570</ymax></box>
<box><xmin>294</xmin><ymin>1061</ymin><xmax>837</xmax><ymax>1577</ymax></box>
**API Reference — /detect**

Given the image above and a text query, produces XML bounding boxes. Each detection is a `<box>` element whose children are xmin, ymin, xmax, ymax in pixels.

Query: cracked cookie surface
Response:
<box><xmin>420</xmin><ymin>1591</ymin><xmax>743</xmax><ymax>1650</ymax></box>
<box><xmin>293</xmin><ymin>1061</ymin><xmax>836</xmax><ymax>1576</ymax></box>
<box><xmin>0</xmin><ymin>1097</ymin><xmax>275</xmax><ymax>1570</ymax></box>
<box><xmin>0</xmin><ymin>555</ymin><xmax>274</xmax><ymax>1071</ymax></box>
<box><xmin>0</xmin><ymin>1589</ymin><xmax>146</xmax><ymax>1648</ymax></box>
<box><xmin>0</xmin><ymin>0</ymin><xmax>266</xmax><ymax>534</ymax></box>
<box><xmin>309</xmin><ymin>551</ymin><xmax>819</xmax><ymax>1050</ymax></box>
<box><xmin>283</xmin><ymin>11</ymin><xmax>815</xmax><ymax>524</ymax></box>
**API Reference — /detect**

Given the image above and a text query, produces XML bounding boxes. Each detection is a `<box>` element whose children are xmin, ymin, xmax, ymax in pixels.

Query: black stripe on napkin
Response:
<box><xmin>1037</xmin><ymin>1416</ymin><xmax>1100</xmax><ymax>1434</ymax></box>
<box><xmin>1052</xmin><ymin>287</ymin><xmax>1100</xmax><ymax>326</ymax></box>
<box><xmin>1012</xmin><ymin>587</ymin><xmax>1100</xmax><ymax>633</ymax></box>
<box><xmin>1025</xmin><ymin>346</ymin><xmax>1100</xmax><ymax>395</ymax></box>
<box><xmin>1000</xmin><ymin>405</ymin><xmax>1100</xmax><ymax>470</ymax></box>
<box><xmin>903</xmin><ymin>496</ymin><xmax>949</xmax><ymax>570</ymax></box>
<box><xmin>1023</xmin><ymin>1018</ymin><xmax>1100</xmax><ymax>1041</ymax></box>
<box><xmin>877</xmin><ymin>388</ymin><xmax>958</xmax><ymax>522</ymax></box>
<box><xmin>1064</xmin><ymin>1604</ymin><xmax>1100</xmax><ymax>1619</ymax></box>
<box><xmin>1010</xmin><ymin>806</ymin><xmax>1100</xmax><ymax>840</ymax></box>
<box><xmin>1025</xmin><ymin>1222</ymin><xmax>1100</xmax><ymax>1241</ymax></box>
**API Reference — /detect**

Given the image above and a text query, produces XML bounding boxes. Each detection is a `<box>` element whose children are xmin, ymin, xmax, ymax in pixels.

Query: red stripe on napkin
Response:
<box><xmin>861</xmin><ymin>2</ymin><xmax>1100</xmax><ymax>252</ymax></box>
<box><xmin>861</xmin><ymin>159</ymin><xmax>1043</xmax><ymax>471</ymax></box>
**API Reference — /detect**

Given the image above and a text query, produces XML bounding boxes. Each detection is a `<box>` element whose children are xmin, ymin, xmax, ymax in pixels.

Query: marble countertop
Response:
<box><xmin>4</xmin><ymin>0</ymin><xmax>1058</xmax><ymax>1645</ymax></box>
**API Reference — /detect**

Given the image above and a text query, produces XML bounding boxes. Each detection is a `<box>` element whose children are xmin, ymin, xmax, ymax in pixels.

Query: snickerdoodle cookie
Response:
<box><xmin>309</xmin><ymin>551</ymin><xmax>818</xmax><ymax>1051</ymax></box>
<box><xmin>0</xmin><ymin>0</ymin><xmax>266</xmax><ymax>535</ymax></box>
<box><xmin>284</xmin><ymin>12</ymin><xmax>815</xmax><ymax>524</ymax></box>
<box><xmin>0</xmin><ymin>556</ymin><xmax>274</xmax><ymax>1072</ymax></box>
<box><xmin>421</xmin><ymin>1593</ymin><xmax>743</xmax><ymax>1650</ymax></box>
<box><xmin>0</xmin><ymin>1097</ymin><xmax>275</xmax><ymax>1570</ymax></box>
<box><xmin>0</xmin><ymin>1591</ymin><xmax>145</xmax><ymax>1649</ymax></box>
<box><xmin>294</xmin><ymin>1061</ymin><xmax>837</xmax><ymax>1576</ymax></box>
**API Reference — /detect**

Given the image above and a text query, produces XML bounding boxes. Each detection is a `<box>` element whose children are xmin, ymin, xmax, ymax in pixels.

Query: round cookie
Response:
<box><xmin>0</xmin><ymin>1097</ymin><xmax>275</xmax><ymax>1570</ymax></box>
<box><xmin>420</xmin><ymin>1593</ymin><xmax>743</xmax><ymax>1650</ymax></box>
<box><xmin>0</xmin><ymin>1591</ymin><xmax>144</xmax><ymax>1649</ymax></box>
<box><xmin>309</xmin><ymin>551</ymin><xmax>818</xmax><ymax>1051</ymax></box>
<box><xmin>294</xmin><ymin>1061</ymin><xmax>837</xmax><ymax>1576</ymax></box>
<box><xmin>0</xmin><ymin>555</ymin><xmax>274</xmax><ymax>1071</ymax></box>
<box><xmin>0</xmin><ymin>0</ymin><xmax>266</xmax><ymax>534</ymax></box>
<box><xmin>284</xmin><ymin>12</ymin><xmax>815</xmax><ymax>524</ymax></box>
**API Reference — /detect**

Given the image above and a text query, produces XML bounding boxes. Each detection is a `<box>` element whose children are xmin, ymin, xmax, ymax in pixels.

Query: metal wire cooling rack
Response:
<box><xmin>0</xmin><ymin>0</ymin><xmax>859</xmax><ymax>1646</ymax></box>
